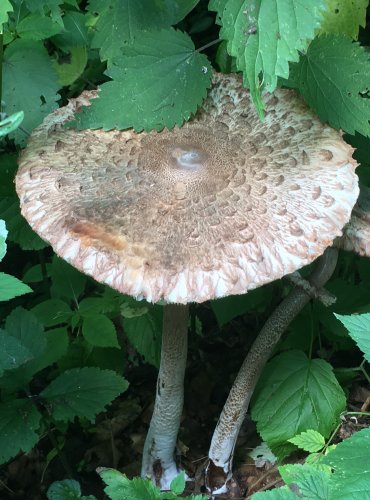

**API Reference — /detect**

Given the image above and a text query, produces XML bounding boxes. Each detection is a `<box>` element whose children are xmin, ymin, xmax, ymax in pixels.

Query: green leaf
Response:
<box><xmin>0</xmin><ymin>111</ymin><xmax>24</xmax><ymax>137</ymax></box>
<box><xmin>288</xmin><ymin>429</ymin><xmax>326</xmax><ymax>453</ymax></box>
<box><xmin>278</xmin><ymin>463</ymin><xmax>331</xmax><ymax>500</ymax></box>
<box><xmin>32</xmin><ymin>299</ymin><xmax>72</xmax><ymax>327</ymax></box>
<box><xmin>88</xmin><ymin>0</ymin><xmax>199</xmax><ymax>62</ymax></box>
<box><xmin>289</xmin><ymin>34</ymin><xmax>370</xmax><ymax>138</ymax></box>
<box><xmin>40</xmin><ymin>367</ymin><xmax>128</xmax><ymax>422</ymax></box>
<box><xmin>320</xmin><ymin>0</ymin><xmax>369</xmax><ymax>40</ymax></box>
<box><xmin>73</xmin><ymin>28</ymin><xmax>212</xmax><ymax>132</ymax></box>
<box><xmin>0</xmin><ymin>197</ymin><xmax>47</xmax><ymax>250</ymax></box>
<box><xmin>52</xmin><ymin>12</ymin><xmax>90</xmax><ymax>51</ymax></box>
<box><xmin>322</xmin><ymin>427</ymin><xmax>370</xmax><ymax>499</ymax></box>
<box><xmin>79</xmin><ymin>297</ymin><xmax>118</xmax><ymax>315</ymax></box>
<box><xmin>170</xmin><ymin>472</ymin><xmax>186</xmax><ymax>495</ymax></box>
<box><xmin>5</xmin><ymin>307</ymin><xmax>46</xmax><ymax>359</ymax></box>
<box><xmin>54</xmin><ymin>47</ymin><xmax>88</xmax><ymax>86</ymax></box>
<box><xmin>211</xmin><ymin>287</ymin><xmax>269</xmax><ymax>327</ymax></box>
<box><xmin>335</xmin><ymin>313</ymin><xmax>370</xmax><ymax>362</ymax></box>
<box><xmin>0</xmin><ymin>399</ymin><xmax>41</xmax><ymax>464</ymax></box>
<box><xmin>47</xmin><ymin>479</ymin><xmax>97</xmax><ymax>500</ymax></box>
<box><xmin>0</xmin><ymin>0</ymin><xmax>12</xmax><ymax>26</ymax></box>
<box><xmin>210</xmin><ymin>0</ymin><xmax>325</xmax><ymax>115</ymax></box>
<box><xmin>3</xmin><ymin>39</ymin><xmax>60</xmax><ymax>144</ymax></box>
<box><xmin>24</xmin><ymin>0</ymin><xmax>64</xmax><ymax>25</ymax></box>
<box><xmin>16</xmin><ymin>13</ymin><xmax>63</xmax><ymax>40</ymax></box>
<box><xmin>82</xmin><ymin>314</ymin><xmax>119</xmax><ymax>348</ymax></box>
<box><xmin>250</xmin><ymin>487</ymin><xmax>298</xmax><ymax>499</ymax></box>
<box><xmin>0</xmin><ymin>329</ymin><xmax>32</xmax><ymax>376</ymax></box>
<box><xmin>123</xmin><ymin>307</ymin><xmax>162</xmax><ymax>368</ymax></box>
<box><xmin>0</xmin><ymin>219</ymin><xmax>8</xmax><ymax>261</ymax></box>
<box><xmin>251</xmin><ymin>350</ymin><xmax>346</xmax><ymax>455</ymax></box>
<box><xmin>50</xmin><ymin>256</ymin><xmax>87</xmax><ymax>301</ymax></box>
<box><xmin>98</xmin><ymin>468</ymin><xmax>162</xmax><ymax>500</ymax></box>
<box><xmin>0</xmin><ymin>272</ymin><xmax>32</xmax><ymax>300</ymax></box>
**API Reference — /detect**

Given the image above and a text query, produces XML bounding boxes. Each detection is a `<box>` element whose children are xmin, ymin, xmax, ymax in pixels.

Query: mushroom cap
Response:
<box><xmin>335</xmin><ymin>185</ymin><xmax>370</xmax><ymax>256</ymax></box>
<box><xmin>16</xmin><ymin>73</ymin><xmax>359</xmax><ymax>304</ymax></box>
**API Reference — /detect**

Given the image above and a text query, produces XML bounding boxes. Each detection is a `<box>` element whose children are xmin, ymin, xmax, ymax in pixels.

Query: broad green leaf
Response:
<box><xmin>0</xmin><ymin>0</ymin><xmax>12</xmax><ymax>26</ymax></box>
<box><xmin>335</xmin><ymin>313</ymin><xmax>370</xmax><ymax>362</ymax></box>
<box><xmin>73</xmin><ymin>28</ymin><xmax>212</xmax><ymax>132</ymax></box>
<box><xmin>98</xmin><ymin>468</ymin><xmax>162</xmax><ymax>500</ymax></box>
<box><xmin>79</xmin><ymin>297</ymin><xmax>118</xmax><ymax>315</ymax></box>
<box><xmin>322</xmin><ymin>427</ymin><xmax>370</xmax><ymax>499</ymax></box>
<box><xmin>320</xmin><ymin>0</ymin><xmax>369</xmax><ymax>40</ymax></box>
<box><xmin>23</xmin><ymin>263</ymin><xmax>51</xmax><ymax>283</ymax></box>
<box><xmin>5</xmin><ymin>307</ymin><xmax>46</xmax><ymax>359</ymax></box>
<box><xmin>251</xmin><ymin>487</ymin><xmax>298</xmax><ymax>499</ymax></box>
<box><xmin>82</xmin><ymin>314</ymin><xmax>120</xmax><ymax>348</ymax></box>
<box><xmin>0</xmin><ymin>219</ymin><xmax>7</xmax><ymax>261</ymax></box>
<box><xmin>3</xmin><ymin>39</ymin><xmax>60</xmax><ymax>143</ymax></box>
<box><xmin>16</xmin><ymin>13</ymin><xmax>63</xmax><ymax>40</ymax></box>
<box><xmin>40</xmin><ymin>367</ymin><xmax>128</xmax><ymax>422</ymax></box>
<box><xmin>210</xmin><ymin>0</ymin><xmax>325</xmax><ymax>115</ymax></box>
<box><xmin>288</xmin><ymin>429</ymin><xmax>326</xmax><ymax>453</ymax></box>
<box><xmin>50</xmin><ymin>256</ymin><xmax>87</xmax><ymax>301</ymax></box>
<box><xmin>32</xmin><ymin>299</ymin><xmax>72</xmax><ymax>328</ymax></box>
<box><xmin>278</xmin><ymin>463</ymin><xmax>331</xmax><ymax>500</ymax></box>
<box><xmin>123</xmin><ymin>307</ymin><xmax>162</xmax><ymax>368</ymax></box>
<box><xmin>88</xmin><ymin>0</ymin><xmax>200</xmax><ymax>61</ymax></box>
<box><xmin>0</xmin><ymin>272</ymin><xmax>32</xmax><ymax>301</ymax></box>
<box><xmin>0</xmin><ymin>329</ymin><xmax>32</xmax><ymax>376</ymax></box>
<box><xmin>47</xmin><ymin>479</ymin><xmax>97</xmax><ymax>500</ymax></box>
<box><xmin>289</xmin><ymin>34</ymin><xmax>370</xmax><ymax>138</ymax></box>
<box><xmin>0</xmin><ymin>111</ymin><xmax>24</xmax><ymax>137</ymax></box>
<box><xmin>251</xmin><ymin>350</ymin><xmax>346</xmax><ymax>455</ymax></box>
<box><xmin>170</xmin><ymin>472</ymin><xmax>186</xmax><ymax>495</ymax></box>
<box><xmin>0</xmin><ymin>399</ymin><xmax>41</xmax><ymax>464</ymax></box>
<box><xmin>52</xmin><ymin>12</ymin><xmax>90</xmax><ymax>51</ymax></box>
<box><xmin>0</xmin><ymin>197</ymin><xmax>47</xmax><ymax>250</ymax></box>
<box><xmin>24</xmin><ymin>0</ymin><xmax>64</xmax><ymax>25</ymax></box>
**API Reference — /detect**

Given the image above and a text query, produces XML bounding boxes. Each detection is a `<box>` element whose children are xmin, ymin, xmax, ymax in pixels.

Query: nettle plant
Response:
<box><xmin>1</xmin><ymin>0</ymin><xmax>370</xmax><ymax>498</ymax></box>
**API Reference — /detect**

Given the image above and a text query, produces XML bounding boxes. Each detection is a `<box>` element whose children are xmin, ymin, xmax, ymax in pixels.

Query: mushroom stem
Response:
<box><xmin>205</xmin><ymin>247</ymin><xmax>339</xmax><ymax>494</ymax></box>
<box><xmin>141</xmin><ymin>304</ymin><xmax>189</xmax><ymax>490</ymax></box>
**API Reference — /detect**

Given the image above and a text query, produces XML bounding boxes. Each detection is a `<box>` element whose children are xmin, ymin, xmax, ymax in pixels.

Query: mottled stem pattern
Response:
<box><xmin>141</xmin><ymin>304</ymin><xmax>189</xmax><ymax>490</ymax></box>
<box><xmin>206</xmin><ymin>248</ymin><xmax>339</xmax><ymax>493</ymax></box>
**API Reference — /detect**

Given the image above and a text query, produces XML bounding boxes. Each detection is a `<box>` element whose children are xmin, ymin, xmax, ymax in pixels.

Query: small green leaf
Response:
<box><xmin>52</xmin><ymin>11</ymin><xmax>90</xmax><ymax>51</ymax></box>
<box><xmin>0</xmin><ymin>0</ymin><xmax>12</xmax><ymax>26</ymax></box>
<box><xmin>335</xmin><ymin>313</ymin><xmax>370</xmax><ymax>362</ymax></box>
<box><xmin>98</xmin><ymin>468</ymin><xmax>162</xmax><ymax>500</ymax></box>
<box><xmin>278</xmin><ymin>463</ymin><xmax>331</xmax><ymax>500</ymax></box>
<box><xmin>0</xmin><ymin>399</ymin><xmax>41</xmax><ymax>464</ymax></box>
<box><xmin>32</xmin><ymin>299</ymin><xmax>72</xmax><ymax>327</ymax></box>
<box><xmin>5</xmin><ymin>307</ymin><xmax>46</xmax><ymax>359</ymax></box>
<box><xmin>123</xmin><ymin>307</ymin><xmax>162</xmax><ymax>368</ymax></box>
<box><xmin>73</xmin><ymin>29</ymin><xmax>212</xmax><ymax>132</ymax></box>
<box><xmin>320</xmin><ymin>0</ymin><xmax>369</xmax><ymax>40</ymax></box>
<box><xmin>40</xmin><ymin>367</ymin><xmax>128</xmax><ymax>422</ymax></box>
<box><xmin>0</xmin><ymin>219</ymin><xmax>8</xmax><ymax>261</ymax></box>
<box><xmin>170</xmin><ymin>472</ymin><xmax>186</xmax><ymax>495</ymax></box>
<box><xmin>289</xmin><ymin>34</ymin><xmax>370</xmax><ymax>137</ymax></box>
<box><xmin>251</xmin><ymin>350</ymin><xmax>346</xmax><ymax>456</ymax></box>
<box><xmin>0</xmin><ymin>273</ymin><xmax>32</xmax><ymax>301</ymax></box>
<box><xmin>50</xmin><ymin>256</ymin><xmax>87</xmax><ymax>301</ymax></box>
<box><xmin>0</xmin><ymin>111</ymin><xmax>24</xmax><ymax>137</ymax></box>
<box><xmin>53</xmin><ymin>47</ymin><xmax>88</xmax><ymax>86</ymax></box>
<box><xmin>82</xmin><ymin>314</ymin><xmax>119</xmax><ymax>348</ymax></box>
<box><xmin>0</xmin><ymin>329</ymin><xmax>32</xmax><ymax>376</ymax></box>
<box><xmin>288</xmin><ymin>430</ymin><xmax>326</xmax><ymax>453</ymax></box>
<box><xmin>47</xmin><ymin>479</ymin><xmax>97</xmax><ymax>500</ymax></box>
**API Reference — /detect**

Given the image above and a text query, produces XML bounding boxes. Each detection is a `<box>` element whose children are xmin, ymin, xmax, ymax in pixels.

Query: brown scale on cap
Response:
<box><xmin>16</xmin><ymin>73</ymin><xmax>359</xmax><ymax>303</ymax></box>
<box><xmin>336</xmin><ymin>185</ymin><xmax>370</xmax><ymax>256</ymax></box>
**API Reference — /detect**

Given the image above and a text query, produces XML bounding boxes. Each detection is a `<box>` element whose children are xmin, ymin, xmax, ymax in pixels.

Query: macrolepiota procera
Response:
<box><xmin>16</xmin><ymin>73</ymin><xmax>358</xmax><ymax>490</ymax></box>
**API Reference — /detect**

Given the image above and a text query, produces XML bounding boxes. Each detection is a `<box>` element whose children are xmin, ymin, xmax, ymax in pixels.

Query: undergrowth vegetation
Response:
<box><xmin>0</xmin><ymin>0</ymin><xmax>370</xmax><ymax>498</ymax></box>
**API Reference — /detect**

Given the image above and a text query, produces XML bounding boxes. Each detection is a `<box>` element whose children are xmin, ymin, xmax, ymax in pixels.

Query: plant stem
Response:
<box><xmin>0</xmin><ymin>32</ymin><xmax>3</xmax><ymax>115</ymax></box>
<box><xmin>196</xmin><ymin>38</ymin><xmax>221</xmax><ymax>52</ymax></box>
<box><xmin>141</xmin><ymin>304</ymin><xmax>189</xmax><ymax>490</ymax></box>
<box><xmin>205</xmin><ymin>248</ymin><xmax>339</xmax><ymax>494</ymax></box>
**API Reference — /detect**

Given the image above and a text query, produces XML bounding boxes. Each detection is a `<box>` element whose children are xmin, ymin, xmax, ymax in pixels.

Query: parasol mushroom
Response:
<box><xmin>16</xmin><ymin>73</ymin><xmax>358</xmax><ymax>490</ymax></box>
